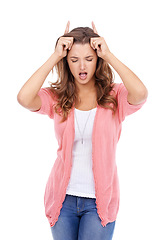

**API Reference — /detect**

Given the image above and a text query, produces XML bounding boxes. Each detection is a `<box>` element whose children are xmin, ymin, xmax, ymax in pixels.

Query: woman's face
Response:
<box><xmin>67</xmin><ymin>43</ymin><xmax>98</xmax><ymax>88</ymax></box>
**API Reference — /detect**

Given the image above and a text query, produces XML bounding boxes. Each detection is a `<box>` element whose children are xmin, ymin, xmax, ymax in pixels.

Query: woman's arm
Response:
<box><xmin>17</xmin><ymin>52</ymin><xmax>61</xmax><ymax>111</ymax></box>
<box><xmin>17</xmin><ymin>34</ymin><xmax>73</xmax><ymax>111</ymax></box>
<box><xmin>104</xmin><ymin>52</ymin><xmax>148</xmax><ymax>105</ymax></box>
<box><xmin>91</xmin><ymin>36</ymin><xmax>148</xmax><ymax>105</ymax></box>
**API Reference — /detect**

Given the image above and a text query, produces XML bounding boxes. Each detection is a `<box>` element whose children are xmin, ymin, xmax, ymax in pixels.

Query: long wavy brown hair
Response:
<box><xmin>48</xmin><ymin>27</ymin><xmax>118</xmax><ymax>123</ymax></box>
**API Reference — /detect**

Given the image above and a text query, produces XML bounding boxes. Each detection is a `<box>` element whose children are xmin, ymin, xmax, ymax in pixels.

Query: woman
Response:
<box><xmin>17</xmin><ymin>21</ymin><xmax>148</xmax><ymax>240</ymax></box>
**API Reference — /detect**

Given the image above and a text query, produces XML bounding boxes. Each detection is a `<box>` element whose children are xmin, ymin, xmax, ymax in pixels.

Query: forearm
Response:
<box><xmin>17</xmin><ymin>52</ymin><xmax>60</xmax><ymax>106</ymax></box>
<box><xmin>105</xmin><ymin>52</ymin><xmax>148</xmax><ymax>104</ymax></box>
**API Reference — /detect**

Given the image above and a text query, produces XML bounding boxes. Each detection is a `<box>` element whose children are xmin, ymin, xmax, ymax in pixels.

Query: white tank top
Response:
<box><xmin>66</xmin><ymin>107</ymin><xmax>97</xmax><ymax>198</ymax></box>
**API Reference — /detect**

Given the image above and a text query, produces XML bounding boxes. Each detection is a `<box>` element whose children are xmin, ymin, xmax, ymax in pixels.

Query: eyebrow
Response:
<box><xmin>70</xmin><ymin>55</ymin><xmax>94</xmax><ymax>59</ymax></box>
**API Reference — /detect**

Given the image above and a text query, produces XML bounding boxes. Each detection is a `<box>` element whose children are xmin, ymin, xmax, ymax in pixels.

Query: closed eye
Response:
<box><xmin>71</xmin><ymin>58</ymin><xmax>93</xmax><ymax>63</ymax></box>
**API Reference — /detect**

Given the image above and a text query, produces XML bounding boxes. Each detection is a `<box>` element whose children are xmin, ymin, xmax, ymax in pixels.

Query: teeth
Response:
<box><xmin>79</xmin><ymin>72</ymin><xmax>87</xmax><ymax>79</ymax></box>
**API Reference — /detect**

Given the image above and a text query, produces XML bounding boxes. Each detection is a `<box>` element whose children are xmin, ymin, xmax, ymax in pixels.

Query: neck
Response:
<box><xmin>75</xmin><ymin>79</ymin><xmax>96</xmax><ymax>96</ymax></box>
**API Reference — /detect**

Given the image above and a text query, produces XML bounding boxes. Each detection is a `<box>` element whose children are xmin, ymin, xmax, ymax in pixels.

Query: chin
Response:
<box><xmin>78</xmin><ymin>79</ymin><xmax>91</xmax><ymax>85</ymax></box>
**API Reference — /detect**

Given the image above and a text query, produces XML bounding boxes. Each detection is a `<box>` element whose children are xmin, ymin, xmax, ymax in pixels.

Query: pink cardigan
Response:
<box><xmin>33</xmin><ymin>83</ymin><xmax>146</xmax><ymax>227</ymax></box>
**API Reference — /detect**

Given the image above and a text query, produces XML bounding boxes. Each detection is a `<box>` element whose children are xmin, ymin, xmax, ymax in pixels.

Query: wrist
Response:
<box><xmin>52</xmin><ymin>51</ymin><xmax>62</xmax><ymax>64</ymax></box>
<box><xmin>104</xmin><ymin>51</ymin><xmax>114</xmax><ymax>63</ymax></box>
<box><xmin>42</xmin><ymin>52</ymin><xmax>62</xmax><ymax>73</ymax></box>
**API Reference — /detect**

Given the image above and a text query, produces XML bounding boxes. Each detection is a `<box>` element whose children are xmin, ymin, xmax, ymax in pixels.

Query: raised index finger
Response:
<box><xmin>91</xmin><ymin>21</ymin><xmax>98</xmax><ymax>34</ymax></box>
<box><xmin>64</xmin><ymin>21</ymin><xmax>70</xmax><ymax>34</ymax></box>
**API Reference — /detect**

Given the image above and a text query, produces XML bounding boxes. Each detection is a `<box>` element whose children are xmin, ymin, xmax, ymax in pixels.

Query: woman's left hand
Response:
<box><xmin>90</xmin><ymin>22</ymin><xmax>111</xmax><ymax>61</ymax></box>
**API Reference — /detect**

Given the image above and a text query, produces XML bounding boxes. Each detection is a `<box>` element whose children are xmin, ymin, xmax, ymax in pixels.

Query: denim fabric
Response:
<box><xmin>51</xmin><ymin>194</ymin><xmax>116</xmax><ymax>240</ymax></box>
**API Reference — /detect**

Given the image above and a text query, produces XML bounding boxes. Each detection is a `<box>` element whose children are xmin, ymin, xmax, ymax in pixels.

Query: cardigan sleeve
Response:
<box><xmin>31</xmin><ymin>88</ymin><xmax>57</xmax><ymax>119</ymax></box>
<box><xmin>115</xmin><ymin>83</ymin><xmax>147</xmax><ymax>122</ymax></box>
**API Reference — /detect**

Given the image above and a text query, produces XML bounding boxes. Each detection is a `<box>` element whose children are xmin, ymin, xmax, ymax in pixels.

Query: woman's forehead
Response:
<box><xmin>68</xmin><ymin>43</ymin><xmax>95</xmax><ymax>57</ymax></box>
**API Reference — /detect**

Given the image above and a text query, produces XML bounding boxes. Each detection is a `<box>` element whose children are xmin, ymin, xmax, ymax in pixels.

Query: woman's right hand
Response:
<box><xmin>55</xmin><ymin>21</ymin><xmax>73</xmax><ymax>60</ymax></box>
<box><xmin>55</xmin><ymin>36</ymin><xmax>73</xmax><ymax>59</ymax></box>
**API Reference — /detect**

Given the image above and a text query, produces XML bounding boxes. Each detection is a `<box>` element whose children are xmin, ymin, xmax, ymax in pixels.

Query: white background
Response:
<box><xmin>1</xmin><ymin>0</ymin><xmax>167</xmax><ymax>239</ymax></box>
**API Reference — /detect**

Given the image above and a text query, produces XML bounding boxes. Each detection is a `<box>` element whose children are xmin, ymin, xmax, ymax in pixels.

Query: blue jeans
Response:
<box><xmin>51</xmin><ymin>194</ymin><xmax>116</xmax><ymax>240</ymax></box>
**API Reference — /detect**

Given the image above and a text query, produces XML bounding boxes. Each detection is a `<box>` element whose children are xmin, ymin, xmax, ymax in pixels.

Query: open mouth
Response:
<box><xmin>79</xmin><ymin>72</ymin><xmax>88</xmax><ymax>80</ymax></box>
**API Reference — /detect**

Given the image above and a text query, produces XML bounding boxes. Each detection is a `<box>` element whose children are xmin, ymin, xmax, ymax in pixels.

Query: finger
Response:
<box><xmin>63</xmin><ymin>39</ymin><xmax>73</xmax><ymax>50</ymax></box>
<box><xmin>64</xmin><ymin>43</ymin><xmax>71</xmax><ymax>50</ymax></box>
<box><xmin>61</xmin><ymin>36</ymin><xmax>73</xmax><ymax>41</ymax></box>
<box><xmin>60</xmin><ymin>38</ymin><xmax>73</xmax><ymax>46</ymax></box>
<box><xmin>64</xmin><ymin>20</ymin><xmax>70</xmax><ymax>34</ymax></box>
<box><xmin>91</xmin><ymin>21</ymin><xmax>98</xmax><ymax>34</ymax></box>
<box><xmin>69</xmin><ymin>37</ymin><xmax>74</xmax><ymax>49</ymax></box>
<box><xmin>67</xmin><ymin>38</ymin><xmax>73</xmax><ymax>50</ymax></box>
<box><xmin>90</xmin><ymin>38</ymin><xmax>95</xmax><ymax>49</ymax></box>
<box><xmin>90</xmin><ymin>38</ymin><xmax>98</xmax><ymax>50</ymax></box>
<box><xmin>94</xmin><ymin>42</ymin><xmax>100</xmax><ymax>51</ymax></box>
<box><xmin>91</xmin><ymin>38</ymin><xmax>101</xmax><ymax>50</ymax></box>
<box><xmin>90</xmin><ymin>37</ymin><xmax>99</xmax><ymax>48</ymax></box>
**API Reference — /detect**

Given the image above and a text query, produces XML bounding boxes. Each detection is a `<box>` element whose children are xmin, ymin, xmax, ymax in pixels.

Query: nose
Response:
<box><xmin>79</xmin><ymin>60</ymin><xmax>86</xmax><ymax>70</ymax></box>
